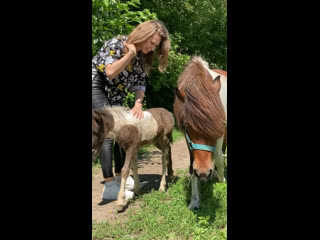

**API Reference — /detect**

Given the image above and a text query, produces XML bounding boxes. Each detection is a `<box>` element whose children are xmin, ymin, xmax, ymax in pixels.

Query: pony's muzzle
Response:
<box><xmin>194</xmin><ymin>168</ymin><xmax>213</xmax><ymax>182</ymax></box>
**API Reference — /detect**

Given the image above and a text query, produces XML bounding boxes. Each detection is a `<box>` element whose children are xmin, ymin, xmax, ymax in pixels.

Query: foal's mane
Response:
<box><xmin>175</xmin><ymin>56</ymin><xmax>226</xmax><ymax>139</ymax></box>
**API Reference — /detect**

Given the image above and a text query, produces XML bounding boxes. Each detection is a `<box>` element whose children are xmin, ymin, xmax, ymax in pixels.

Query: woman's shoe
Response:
<box><xmin>115</xmin><ymin>175</ymin><xmax>134</xmax><ymax>191</ymax></box>
<box><xmin>101</xmin><ymin>180</ymin><xmax>135</xmax><ymax>200</ymax></box>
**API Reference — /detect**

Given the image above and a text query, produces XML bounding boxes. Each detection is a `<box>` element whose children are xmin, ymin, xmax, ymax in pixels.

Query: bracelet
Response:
<box><xmin>136</xmin><ymin>99</ymin><xmax>143</xmax><ymax>105</ymax></box>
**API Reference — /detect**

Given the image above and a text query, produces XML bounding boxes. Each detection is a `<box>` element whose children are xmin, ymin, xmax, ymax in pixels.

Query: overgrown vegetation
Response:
<box><xmin>92</xmin><ymin>169</ymin><xmax>227</xmax><ymax>240</ymax></box>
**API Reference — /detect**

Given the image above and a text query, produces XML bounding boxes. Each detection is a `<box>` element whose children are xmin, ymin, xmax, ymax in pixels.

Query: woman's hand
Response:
<box><xmin>105</xmin><ymin>43</ymin><xmax>136</xmax><ymax>79</ymax></box>
<box><xmin>124</xmin><ymin>42</ymin><xmax>137</xmax><ymax>56</ymax></box>
<box><xmin>131</xmin><ymin>101</ymin><xmax>144</xmax><ymax>120</ymax></box>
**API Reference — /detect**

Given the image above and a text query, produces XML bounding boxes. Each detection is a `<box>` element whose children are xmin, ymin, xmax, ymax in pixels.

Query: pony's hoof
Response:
<box><xmin>188</xmin><ymin>201</ymin><xmax>200</xmax><ymax>210</ymax></box>
<box><xmin>218</xmin><ymin>177</ymin><xmax>226</xmax><ymax>183</ymax></box>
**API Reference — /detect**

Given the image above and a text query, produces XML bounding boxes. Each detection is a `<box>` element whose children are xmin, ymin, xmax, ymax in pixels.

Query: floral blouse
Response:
<box><xmin>92</xmin><ymin>35</ymin><xmax>147</xmax><ymax>105</ymax></box>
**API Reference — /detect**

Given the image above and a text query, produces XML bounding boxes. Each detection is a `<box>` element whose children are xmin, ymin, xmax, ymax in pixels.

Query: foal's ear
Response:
<box><xmin>212</xmin><ymin>75</ymin><xmax>221</xmax><ymax>92</ymax></box>
<box><xmin>174</xmin><ymin>87</ymin><xmax>186</xmax><ymax>102</ymax></box>
<box><xmin>92</xmin><ymin>109</ymin><xmax>103</xmax><ymax>125</ymax></box>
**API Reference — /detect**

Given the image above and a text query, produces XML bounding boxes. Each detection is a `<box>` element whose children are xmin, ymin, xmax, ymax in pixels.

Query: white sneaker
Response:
<box><xmin>115</xmin><ymin>175</ymin><xmax>135</xmax><ymax>191</ymax></box>
<box><xmin>101</xmin><ymin>180</ymin><xmax>135</xmax><ymax>200</ymax></box>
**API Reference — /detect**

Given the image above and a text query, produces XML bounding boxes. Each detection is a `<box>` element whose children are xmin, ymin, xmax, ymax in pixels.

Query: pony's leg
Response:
<box><xmin>215</xmin><ymin>155</ymin><xmax>226</xmax><ymax>183</ymax></box>
<box><xmin>214</xmin><ymin>136</ymin><xmax>226</xmax><ymax>183</ymax></box>
<box><xmin>130</xmin><ymin>153</ymin><xmax>140</xmax><ymax>195</ymax></box>
<box><xmin>159</xmin><ymin>147</ymin><xmax>169</xmax><ymax>191</ymax></box>
<box><xmin>188</xmin><ymin>175</ymin><xmax>200</xmax><ymax>210</ymax></box>
<box><xmin>188</xmin><ymin>141</ymin><xmax>194</xmax><ymax>175</ymax></box>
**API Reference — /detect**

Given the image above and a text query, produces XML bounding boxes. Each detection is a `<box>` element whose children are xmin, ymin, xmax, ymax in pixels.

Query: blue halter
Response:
<box><xmin>185</xmin><ymin>129</ymin><xmax>216</xmax><ymax>153</ymax></box>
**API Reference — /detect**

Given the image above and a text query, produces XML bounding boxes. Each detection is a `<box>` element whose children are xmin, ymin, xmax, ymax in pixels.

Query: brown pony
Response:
<box><xmin>174</xmin><ymin>56</ymin><xmax>227</xmax><ymax>209</ymax></box>
<box><xmin>92</xmin><ymin>106</ymin><xmax>175</xmax><ymax>210</ymax></box>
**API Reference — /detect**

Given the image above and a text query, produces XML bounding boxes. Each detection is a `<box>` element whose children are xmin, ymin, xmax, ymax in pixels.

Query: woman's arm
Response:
<box><xmin>135</xmin><ymin>89</ymin><xmax>145</xmax><ymax>102</ymax></box>
<box><xmin>105</xmin><ymin>43</ymin><xmax>136</xmax><ymax>79</ymax></box>
<box><xmin>131</xmin><ymin>89</ymin><xmax>145</xmax><ymax>120</ymax></box>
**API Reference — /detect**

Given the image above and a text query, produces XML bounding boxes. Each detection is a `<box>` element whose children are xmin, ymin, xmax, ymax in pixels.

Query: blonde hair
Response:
<box><xmin>126</xmin><ymin>20</ymin><xmax>171</xmax><ymax>74</ymax></box>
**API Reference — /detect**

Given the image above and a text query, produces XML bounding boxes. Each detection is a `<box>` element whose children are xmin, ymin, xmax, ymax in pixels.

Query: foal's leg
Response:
<box><xmin>116</xmin><ymin>146</ymin><xmax>136</xmax><ymax>209</ymax></box>
<box><xmin>188</xmin><ymin>175</ymin><xmax>200</xmax><ymax>210</ymax></box>
<box><xmin>167</xmin><ymin>146</ymin><xmax>175</xmax><ymax>180</ymax></box>
<box><xmin>116</xmin><ymin>125</ymin><xmax>140</xmax><ymax>210</ymax></box>
<box><xmin>159</xmin><ymin>145</ymin><xmax>169</xmax><ymax>191</ymax></box>
<box><xmin>130</xmin><ymin>153</ymin><xmax>140</xmax><ymax>195</ymax></box>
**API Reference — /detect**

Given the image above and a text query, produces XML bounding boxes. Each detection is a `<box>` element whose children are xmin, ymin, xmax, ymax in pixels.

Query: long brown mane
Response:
<box><xmin>174</xmin><ymin>56</ymin><xmax>226</xmax><ymax>139</ymax></box>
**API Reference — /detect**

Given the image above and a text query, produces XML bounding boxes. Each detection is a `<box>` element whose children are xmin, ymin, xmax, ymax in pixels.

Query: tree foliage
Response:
<box><xmin>92</xmin><ymin>0</ymin><xmax>227</xmax><ymax>111</ymax></box>
<box><xmin>140</xmin><ymin>0</ymin><xmax>227</xmax><ymax>70</ymax></box>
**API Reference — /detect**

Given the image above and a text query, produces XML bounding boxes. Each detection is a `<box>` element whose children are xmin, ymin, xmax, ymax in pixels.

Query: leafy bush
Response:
<box><xmin>123</xmin><ymin>89</ymin><xmax>147</xmax><ymax>109</ymax></box>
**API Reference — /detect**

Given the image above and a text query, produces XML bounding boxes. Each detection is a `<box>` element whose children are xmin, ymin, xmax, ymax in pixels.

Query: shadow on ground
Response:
<box><xmin>138</xmin><ymin>150</ymin><xmax>162</xmax><ymax>166</ymax></box>
<box><xmin>97</xmin><ymin>173</ymin><xmax>178</xmax><ymax>207</ymax></box>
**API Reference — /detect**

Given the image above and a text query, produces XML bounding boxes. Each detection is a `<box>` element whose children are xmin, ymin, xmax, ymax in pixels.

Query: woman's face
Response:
<box><xmin>139</xmin><ymin>32</ymin><xmax>162</xmax><ymax>54</ymax></box>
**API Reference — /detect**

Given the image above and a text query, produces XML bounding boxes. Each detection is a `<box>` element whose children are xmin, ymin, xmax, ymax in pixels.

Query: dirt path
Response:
<box><xmin>92</xmin><ymin>138</ymin><xmax>190</xmax><ymax>223</ymax></box>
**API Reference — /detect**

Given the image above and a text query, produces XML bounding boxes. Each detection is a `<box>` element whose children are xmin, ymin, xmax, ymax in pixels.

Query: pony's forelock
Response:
<box><xmin>175</xmin><ymin>56</ymin><xmax>226</xmax><ymax>139</ymax></box>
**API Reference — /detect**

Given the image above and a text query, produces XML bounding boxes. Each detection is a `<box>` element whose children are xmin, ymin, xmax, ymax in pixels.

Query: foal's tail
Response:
<box><xmin>167</xmin><ymin>146</ymin><xmax>174</xmax><ymax>178</ymax></box>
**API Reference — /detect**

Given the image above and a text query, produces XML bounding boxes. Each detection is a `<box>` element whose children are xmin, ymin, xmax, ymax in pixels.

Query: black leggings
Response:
<box><xmin>92</xmin><ymin>74</ymin><xmax>126</xmax><ymax>178</ymax></box>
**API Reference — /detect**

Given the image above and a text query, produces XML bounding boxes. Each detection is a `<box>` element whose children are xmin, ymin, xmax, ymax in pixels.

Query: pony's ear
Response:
<box><xmin>175</xmin><ymin>87</ymin><xmax>186</xmax><ymax>102</ymax></box>
<box><xmin>212</xmin><ymin>75</ymin><xmax>221</xmax><ymax>92</ymax></box>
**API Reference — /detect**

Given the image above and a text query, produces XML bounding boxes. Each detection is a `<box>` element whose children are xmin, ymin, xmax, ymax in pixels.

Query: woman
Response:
<box><xmin>92</xmin><ymin>20</ymin><xmax>171</xmax><ymax>200</ymax></box>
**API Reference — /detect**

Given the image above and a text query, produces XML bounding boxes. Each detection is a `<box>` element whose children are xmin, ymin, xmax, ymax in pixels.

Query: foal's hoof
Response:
<box><xmin>159</xmin><ymin>183</ymin><xmax>167</xmax><ymax>192</ymax></box>
<box><xmin>115</xmin><ymin>200</ymin><xmax>127</xmax><ymax>213</ymax></box>
<box><xmin>133</xmin><ymin>188</ymin><xmax>140</xmax><ymax>196</ymax></box>
<box><xmin>168</xmin><ymin>174</ymin><xmax>176</xmax><ymax>180</ymax></box>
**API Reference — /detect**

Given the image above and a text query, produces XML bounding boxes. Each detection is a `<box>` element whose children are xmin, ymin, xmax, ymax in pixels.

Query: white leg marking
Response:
<box><xmin>116</xmin><ymin>174</ymin><xmax>127</xmax><ymax>207</ymax></box>
<box><xmin>159</xmin><ymin>148</ymin><xmax>168</xmax><ymax>191</ymax></box>
<box><xmin>131</xmin><ymin>155</ymin><xmax>140</xmax><ymax>195</ymax></box>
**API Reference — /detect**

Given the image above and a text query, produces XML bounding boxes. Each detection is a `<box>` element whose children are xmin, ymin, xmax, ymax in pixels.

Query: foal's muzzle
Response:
<box><xmin>92</xmin><ymin>149</ymin><xmax>98</xmax><ymax>161</ymax></box>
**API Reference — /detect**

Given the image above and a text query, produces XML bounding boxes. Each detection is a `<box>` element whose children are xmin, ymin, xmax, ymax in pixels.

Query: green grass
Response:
<box><xmin>92</xmin><ymin>169</ymin><xmax>227</xmax><ymax>240</ymax></box>
<box><xmin>92</xmin><ymin>128</ymin><xmax>227</xmax><ymax>239</ymax></box>
<box><xmin>172</xmin><ymin>126</ymin><xmax>184</xmax><ymax>142</ymax></box>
